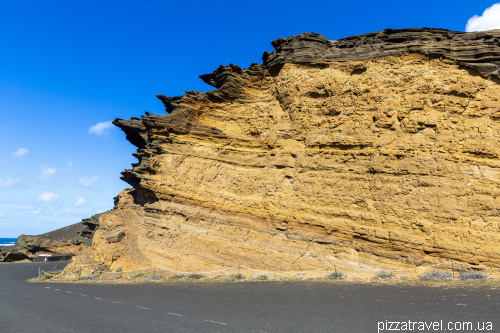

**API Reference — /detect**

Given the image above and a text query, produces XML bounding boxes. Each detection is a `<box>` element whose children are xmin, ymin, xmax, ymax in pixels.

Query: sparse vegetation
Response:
<box><xmin>253</xmin><ymin>274</ymin><xmax>269</xmax><ymax>281</ymax></box>
<box><xmin>400</xmin><ymin>274</ymin><xmax>409</xmax><ymax>279</ymax></box>
<box><xmin>40</xmin><ymin>270</ymin><xmax>63</xmax><ymax>281</ymax></box>
<box><xmin>459</xmin><ymin>270</ymin><xmax>489</xmax><ymax>281</ymax></box>
<box><xmin>146</xmin><ymin>273</ymin><xmax>162</xmax><ymax>281</ymax></box>
<box><xmin>79</xmin><ymin>272</ymin><xmax>100</xmax><ymax>280</ymax></box>
<box><xmin>171</xmin><ymin>273</ymin><xmax>185</xmax><ymax>279</ymax></box>
<box><xmin>228</xmin><ymin>273</ymin><xmax>245</xmax><ymax>281</ymax></box>
<box><xmin>325</xmin><ymin>271</ymin><xmax>346</xmax><ymax>280</ymax></box>
<box><xmin>374</xmin><ymin>270</ymin><xmax>395</xmax><ymax>279</ymax></box>
<box><xmin>420</xmin><ymin>270</ymin><xmax>453</xmax><ymax>281</ymax></box>
<box><xmin>133</xmin><ymin>273</ymin><xmax>144</xmax><ymax>278</ymax></box>
<box><xmin>187</xmin><ymin>273</ymin><xmax>204</xmax><ymax>280</ymax></box>
<box><xmin>115</xmin><ymin>267</ymin><xmax>123</xmax><ymax>272</ymax></box>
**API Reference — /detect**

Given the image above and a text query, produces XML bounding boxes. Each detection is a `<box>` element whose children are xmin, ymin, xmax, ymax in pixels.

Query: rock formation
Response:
<box><xmin>0</xmin><ymin>212</ymin><xmax>104</xmax><ymax>262</ymax></box>
<box><xmin>92</xmin><ymin>28</ymin><xmax>500</xmax><ymax>272</ymax></box>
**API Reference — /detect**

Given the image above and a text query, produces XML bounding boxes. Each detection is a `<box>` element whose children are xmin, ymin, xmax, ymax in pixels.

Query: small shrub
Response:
<box><xmin>146</xmin><ymin>273</ymin><xmax>162</xmax><ymax>281</ymax></box>
<box><xmin>253</xmin><ymin>274</ymin><xmax>269</xmax><ymax>281</ymax></box>
<box><xmin>97</xmin><ymin>264</ymin><xmax>111</xmax><ymax>272</ymax></box>
<box><xmin>420</xmin><ymin>270</ymin><xmax>452</xmax><ymax>281</ymax></box>
<box><xmin>374</xmin><ymin>270</ymin><xmax>395</xmax><ymax>279</ymax></box>
<box><xmin>115</xmin><ymin>267</ymin><xmax>123</xmax><ymax>273</ymax></box>
<box><xmin>40</xmin><ymin>274</ymin><xmax>53</xmax><ymax>281</ymax></box>
<box><xmin>187</xmin><ymin>273</ymin><xmax>204</xmax><ymax>280</ymax></box>
<box><xmin>228</xmin><ymin>273</ymin><xmax>245</xmax><ymax>281</ymax></box>
<box><xmin>459</xmin><ymin>270</ymin><xmax>489</xmax><ymax>281</ymax></box>
<box><xmin>400</xmin><ymin>274</ymin><xmax>409</xmax><ymax>279</ymax></box>
<box><xmin>171</xmin><ymin>273</ymin><xmax>185</xmax><ymax>279</ymax></box>
<box><xmin>214</xmin><ymin>273</ymin><xmax>226</xmax><ymax>279</ymax></box>
<box><xmin>325</xmin><ymin>271</ymin><xmax>346</xmax><ymax>280</ymax></box>
<box><xmin>133</xmin><ymin>273</ymin><xmax>144</xmax><ymax>278</ymax></box>
<box><xmin>40</xmin><ymin>269</ymin><xmax>63</xmax><ymax>280</ymax></box>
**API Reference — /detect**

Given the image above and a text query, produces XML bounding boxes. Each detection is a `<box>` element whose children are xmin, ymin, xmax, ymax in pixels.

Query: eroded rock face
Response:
<box><xmin>94</xmin><ymin>29</ymin><xmax>500</xmax><ymax>271</ymax></box>
<box><xmin>0</xmin><ymin>212</ymin><xmax>104</xmax><ymax>262</ymax></box>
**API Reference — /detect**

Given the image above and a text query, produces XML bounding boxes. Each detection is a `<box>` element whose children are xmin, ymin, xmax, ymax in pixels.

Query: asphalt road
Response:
<box><xmin>1</xmin><ymin>262</ymin><xmax>499</xmax><ymax>333</ymax></box>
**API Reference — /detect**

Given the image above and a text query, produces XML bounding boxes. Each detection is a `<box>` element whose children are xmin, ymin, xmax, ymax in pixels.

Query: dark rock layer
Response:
<box><xmin>263</xmin><ymin>29</ymin><xmax>500</xmax><ymax>79</ymax></box>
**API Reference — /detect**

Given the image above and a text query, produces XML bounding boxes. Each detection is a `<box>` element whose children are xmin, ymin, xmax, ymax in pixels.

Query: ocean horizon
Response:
<box><xmin>0</xmin><ymin>238</ymin><xmax>17</xmax><ymax>247</ymax></box>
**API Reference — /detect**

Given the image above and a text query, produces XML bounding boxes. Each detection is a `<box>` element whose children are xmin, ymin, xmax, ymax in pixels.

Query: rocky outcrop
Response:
<box><xmin>106</xmin><ymin>230</ymin><xmax>125</xmax><ymax>243</ymax></box>
<box><xmin>263</xmin><ymin>29</ymin><xmax>500</xmax><ymax>81</ymax></box>
<box><xmin>92</xmin><ymin>29</ymin><xmax>500</xmax><ymax>272</ymax></box>
<box><xmin>0</xmin><ymin>212</ymin><xmax>105</xmax><ymax>262</ymax></box>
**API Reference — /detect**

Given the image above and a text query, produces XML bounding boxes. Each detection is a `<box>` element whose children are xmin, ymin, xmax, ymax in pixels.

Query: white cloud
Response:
<box><xmin>0</xmin><ymin>177</ymin><xmax>20</xmax><ymax>188</ymax></box>
<box><xmin>89</xmin><ymin>120</ymin><xmax>114</xmax><ymax>135</ymax></box>
<box><xmin>78</xmin><ymin>176</ymin><xmax>98</xmax><ymax>187</ymax></box>
<box><xmin>13</xmin><ymin>148</ymin><xmax>29</xmax><ymax>157</ymax></box>
<box><xmin>66</xmin><ymin>209</ymin><xmax>71</xmax><ymax>214</ymax></box>
<box><xmin>39</xmin><ymin>164</ymin><xmax>57</xmax><ymax>180</ymax></box>
<box><xmin>38</xmin><ymin>191</ymin><xmax>58</xmax><ymax>202</ymax></box>
<box><xmin>466</xmin><ymin>3</ymin><xmax>500</xmax><ymax>32</ymax></box>
<box><xmin>67</xmin><ymin>159</ymin><xmax>73</xmax><ymax>168</ymax></box>
<box><xmin>74</xmin><ymin>197</ymin><xmax>87</xmax><ymax>207</ymax></box>
<box><xmin>30</xmin><ymin>208</ymin><xmax>41</xmax><ymax>215</ymax></box>
<box><xmin>15</xmin><ymin>204</ymin><xmax>35</xmax><ymax>210</ymax></box>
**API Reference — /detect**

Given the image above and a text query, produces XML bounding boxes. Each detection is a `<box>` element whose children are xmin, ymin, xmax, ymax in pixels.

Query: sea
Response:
<box><xmin>0</xmin><ymin>238</ymin><xmax>17</xmax><ymax>247</ymax></box>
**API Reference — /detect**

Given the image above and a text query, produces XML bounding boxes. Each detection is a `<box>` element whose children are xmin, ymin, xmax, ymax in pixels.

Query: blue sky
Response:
<box><xmin>1</xmin><ymin>0</ymin><xmax>499</xmax><ymax>237</ymax></box>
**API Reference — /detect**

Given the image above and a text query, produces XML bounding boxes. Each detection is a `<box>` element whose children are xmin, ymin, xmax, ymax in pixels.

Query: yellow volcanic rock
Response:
<box><xmin>91</xmin><ymin>29</ymin><xmax>500</xmax><ymax>272</ymax></box>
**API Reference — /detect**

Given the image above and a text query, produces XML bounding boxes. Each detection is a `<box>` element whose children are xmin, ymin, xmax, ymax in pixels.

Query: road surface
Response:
<box><xmin>1</xmin><ymin>262</ymin><xmax>499</xmax><ymax>332</ymax></box>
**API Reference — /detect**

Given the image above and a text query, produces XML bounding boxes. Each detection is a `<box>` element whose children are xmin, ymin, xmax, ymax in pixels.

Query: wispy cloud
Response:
<box><xmin>74</xmin><ymin>197</ymin><xmax>87</xmax><ymax>207</ymax></box>
<box><xmin>39</xmin><ymin>164</ymin><xmax>57</xmax><ymax>181</ymax></box>
<box><xmin>78</xmin><ymin>176</ymin><xmax>98</xmax><ymax>187</ymax></box>
<box><xmin>89</xmin><ymin>121</ymin><xmax>114</xmax><ymax>135</ymax></box>
<box><xmin>67</xmin><ymin>159</ymin><xmax>73</xmax><ymax>168</ymax></box>
<box><xmin>0</xmin><ymin>177</ymin><xmax>20</xmax><ymax>188</ymax></box>
<box><xmin>13</xmin><ymin>148</ymin><xmax>29</xmax><ymax>157</ymax></box>
<box><xmin>38</xmin><ymin>191</ymin><xmax>58</xmax><ymax>202</ymax></box>
<box><xmin>466</xmin><ymin>2</ymin><xmax>500</xmax><ymax>32</ymax></box>
<box><xmin>15</xmin><ymin>204</ymin><xmax>35</xmax><ymax>210</ymax></box>
<box><xmin>30</xmin><ymin>208</ymin><xmax>41</xmax><ymax>215</ymax></box>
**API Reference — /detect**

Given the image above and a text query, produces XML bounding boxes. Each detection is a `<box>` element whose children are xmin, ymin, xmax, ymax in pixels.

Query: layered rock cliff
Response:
<box><xmin>0</xmin><ymin>212</ymin><xmax>104</xmax><ymax>262</ymax></box>
<box><xmin>94</xmin><ymin>28</ymin><xmax>500</xmax><ymax>272</ymax></box>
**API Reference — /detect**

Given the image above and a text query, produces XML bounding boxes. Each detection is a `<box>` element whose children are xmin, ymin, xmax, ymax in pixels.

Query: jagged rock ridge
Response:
<box><xmin>0</xmin><ymin>212</ymin><xmax>104</xmax><ymax>262</ymax></box>
<box><xmin>92</xmin><ymin>29</ymin><xmax>500</xmax><ymax>272</ymax></box>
